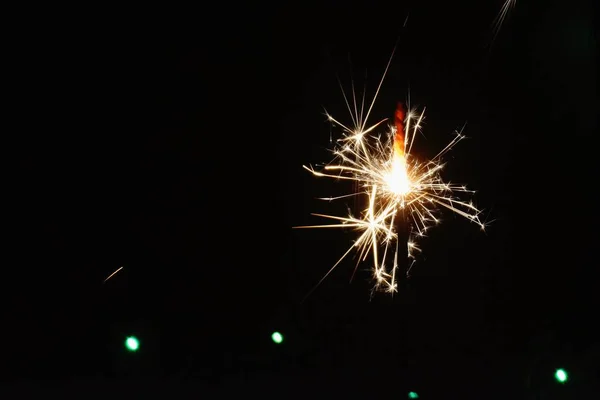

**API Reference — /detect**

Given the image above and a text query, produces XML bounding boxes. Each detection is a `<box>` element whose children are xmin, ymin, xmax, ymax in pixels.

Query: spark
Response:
<box><xmin>295</xmin><ymin>50</ymin><xmax>485</xmax><ymax>295</ymax></box>
<box><xmin>103</xmin><ymin>266</ymin><xmax>123</xmax><ymax>283</ymax></box>
<box><xmin>491</xmin><ymin>0</ymin><xmax>516</xmax><ymax>45</ymax></box>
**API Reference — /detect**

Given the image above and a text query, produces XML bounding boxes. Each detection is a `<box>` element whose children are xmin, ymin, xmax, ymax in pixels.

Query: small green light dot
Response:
<box><xmin>271</xmin><ymin>331</ymin><xmax>283</xmax><ymax>344</ymax></box>
<box><xmin>408</xmin><ymin>392</ymin><xmax>419</xmax><ymax>399</ymax></box>
<box><xmin>125</xmin><ymin>336</ymin><xmax>139</xmax><ymax>352</ymax></box>
<box><xmin>554</xmin><ymin>368</ymin><xmax>568</xmax><ymax>383</ymax></box>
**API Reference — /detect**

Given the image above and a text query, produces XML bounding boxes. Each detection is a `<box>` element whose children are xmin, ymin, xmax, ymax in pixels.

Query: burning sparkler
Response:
<box><xmin>295</xmin><ymin>49</ymin><xmax>485</xmax><ymax>296</ymax></box>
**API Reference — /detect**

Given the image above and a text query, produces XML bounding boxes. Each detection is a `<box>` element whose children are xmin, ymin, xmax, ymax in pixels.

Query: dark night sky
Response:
<box><xmin>7</xmin><ymin>0</ymin><xmax>598</xmax><ymax>397</ymax></box>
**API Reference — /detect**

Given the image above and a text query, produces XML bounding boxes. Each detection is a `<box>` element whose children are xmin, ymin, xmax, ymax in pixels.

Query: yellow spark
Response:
<box><xmin>103</xmin><ymin>266</ymin><xmax>123</xmax><ymax>283</ymax></box>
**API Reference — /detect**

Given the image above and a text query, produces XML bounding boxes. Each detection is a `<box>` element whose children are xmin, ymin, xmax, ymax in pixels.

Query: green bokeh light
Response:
<box><xmin>271</xmin><ymin>331</ymin><xmax>283</xmax><ymax>344</ymax></box>
<box><xmin>125</xmin><ymin>336</ymin><xmax>140</xmax><ymax>352</ymax></box>
<box><xmin>408</xmin><ymin>392</ymin><xmax>419</xmax><ymax>399</ymax></box>
<box><xmin>554</xmin><ymin>368</ymin><xmax>568</xmax><ymax>383</ymax></box>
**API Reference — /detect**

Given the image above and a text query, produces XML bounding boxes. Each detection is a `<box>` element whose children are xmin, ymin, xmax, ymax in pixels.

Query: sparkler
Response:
<box><xmin>295</xmin><ymin>49</ymin><xmax>485</xmax><ymax>296</ymax></box>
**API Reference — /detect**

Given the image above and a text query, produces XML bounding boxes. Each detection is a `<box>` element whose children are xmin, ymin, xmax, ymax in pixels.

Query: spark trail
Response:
<box><xmin>491</xmin><ymin>0</ymin><xmax>516</xmax><ymax>45</ymax></box>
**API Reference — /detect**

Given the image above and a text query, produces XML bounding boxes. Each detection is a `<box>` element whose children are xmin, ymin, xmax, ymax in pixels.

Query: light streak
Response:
<box><xmin>103</xmin><ymin>266</ymin><xmax>123</xmax><ymax>283</ymax></box>
<box><xmin>491</xmin><ymin>0</ymin><xmax>516</xmax><ymax>45</ymax></box>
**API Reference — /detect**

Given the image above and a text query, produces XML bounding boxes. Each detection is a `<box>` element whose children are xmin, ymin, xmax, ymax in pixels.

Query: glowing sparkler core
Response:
<box><xmin>385</xmin><ymin>153</ymin><xmax>411</xmax><ymax>197</ymax></box>
<box><xmin>295</xmin><ymin>53</ymin><xmax>485</xmax><ymax>296</ymax></box>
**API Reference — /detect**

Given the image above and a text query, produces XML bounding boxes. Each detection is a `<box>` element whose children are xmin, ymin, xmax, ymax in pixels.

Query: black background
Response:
<box><xmin>7</xmin><ymin>0</ymin><xmax>598</xmax><ymax>397</ymax></box>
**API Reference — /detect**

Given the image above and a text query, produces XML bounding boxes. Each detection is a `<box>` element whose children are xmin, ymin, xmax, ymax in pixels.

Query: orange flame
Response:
<box><xmin>394</xmin><ymin>102</ymin><xmax>406</xmax><ymax>158</ymax></box>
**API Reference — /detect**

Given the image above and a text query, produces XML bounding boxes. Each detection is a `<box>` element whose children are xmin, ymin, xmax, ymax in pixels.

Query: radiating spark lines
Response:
<box><xmin>491</xmin><ymin>0</ymin><xmax>516</xmax><ymax>45</ymax></box>
<box><xmin>295</xmin><ymin>49</ymin><xmax>485</xmax><ymax>296</ymax></box>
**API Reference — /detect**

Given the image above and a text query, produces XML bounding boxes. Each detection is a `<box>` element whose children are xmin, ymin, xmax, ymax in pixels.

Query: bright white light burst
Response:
<box><xmin>295</xmin><ymin>51</ymin><xmax>486</xmax><ymax>296</ymax></box>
